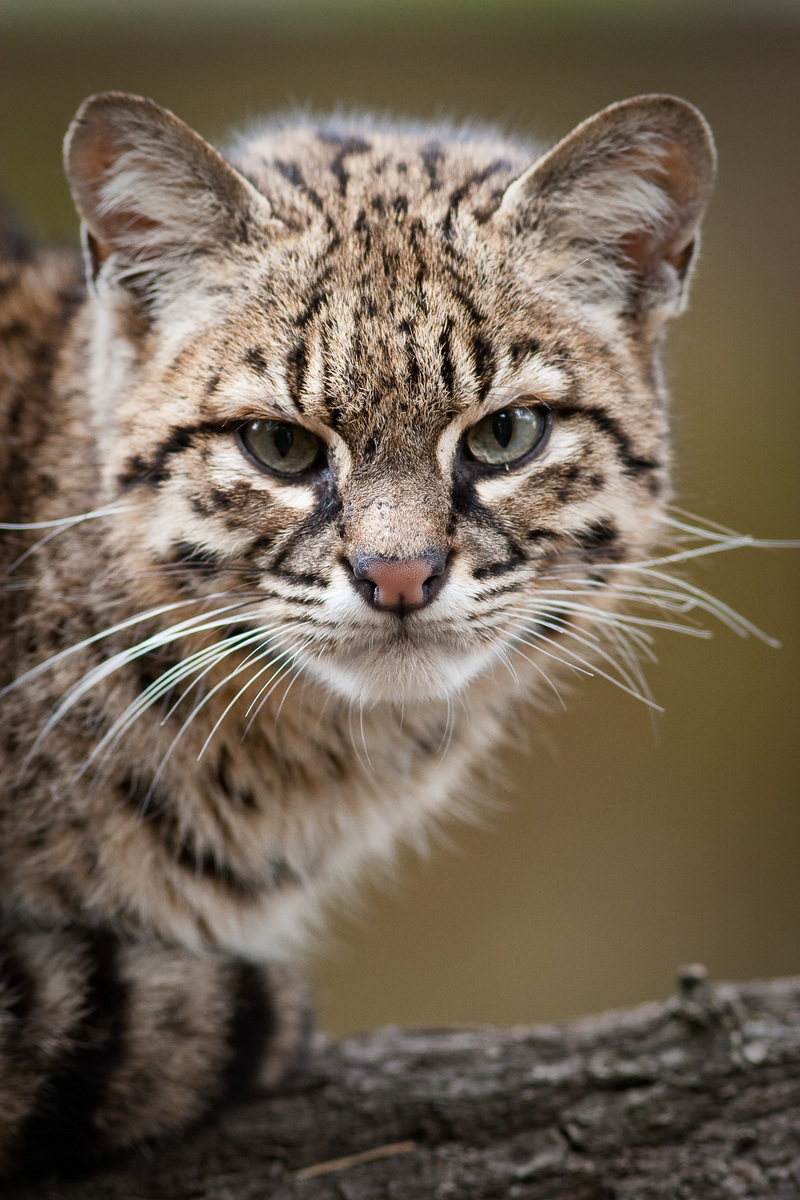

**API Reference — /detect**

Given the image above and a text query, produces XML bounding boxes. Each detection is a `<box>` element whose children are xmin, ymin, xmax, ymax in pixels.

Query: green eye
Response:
<box><xmin>238</xmin><ymin>419</ymin><xmax>323</xmax><ymax>477</ymax></box>
<box><xmin>465</xmin><ymin>405</ymin><xmax>548</xmax><ymax>467</ymax></box>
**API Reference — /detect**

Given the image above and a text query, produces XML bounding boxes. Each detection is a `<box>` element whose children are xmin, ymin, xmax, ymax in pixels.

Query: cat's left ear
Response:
<box><xmin>495</xmin><ymin>95</ymin><xmax>716</xmax><ymax>324</ymax></box>
<box><xmin>64</xmin><ymin>91</ymin><xmax>275</xmax><ymax>289</ymax></box>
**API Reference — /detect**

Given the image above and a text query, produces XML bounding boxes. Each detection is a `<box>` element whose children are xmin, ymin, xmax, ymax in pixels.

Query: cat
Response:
<box><xmin>0</xmin><ymin>90</ymin><xmax>717</xmax><ymax>1176</ymax></box>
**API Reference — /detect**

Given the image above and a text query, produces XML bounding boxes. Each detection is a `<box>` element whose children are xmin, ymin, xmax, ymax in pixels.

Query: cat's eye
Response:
<box><xmin>237</xmin><ymin>419</ymin><xmax>324</xmax><ymax>477</ymax></box>
<box><xmin>464</xmin><ymin>405</ymin><xmax>548</xmax><ymax>467</ymax></box>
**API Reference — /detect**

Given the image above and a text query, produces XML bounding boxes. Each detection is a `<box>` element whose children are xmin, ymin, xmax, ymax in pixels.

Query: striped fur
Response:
<box><xmin>0</xmin><ymin>93</ymin><xmax>714</xmax><ymax>1174</ymax></box>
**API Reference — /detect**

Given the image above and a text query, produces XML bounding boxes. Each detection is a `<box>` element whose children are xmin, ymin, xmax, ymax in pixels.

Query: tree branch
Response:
<box><xmin>10</xmin><ymin>967</ymin><xmax>800</xmax><ymax>1199</ymax></box>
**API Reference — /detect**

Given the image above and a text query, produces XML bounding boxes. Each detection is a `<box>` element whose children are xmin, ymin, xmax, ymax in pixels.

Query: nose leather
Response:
<box><xmin>348</xmin><ymin>551</ymin><xmax>448</xmax><ymax>613</ymax></box>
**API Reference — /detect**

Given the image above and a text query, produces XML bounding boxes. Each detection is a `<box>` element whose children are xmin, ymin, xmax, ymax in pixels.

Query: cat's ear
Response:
<box><xmin>496</xmin><ymin>95</ymin><xmax>716</xmax><ymax>323</ymax></box>
<box><xmin>64</xmin><ymin>92</ymin><xmax>274</xmax><ymax>288</ymax></box>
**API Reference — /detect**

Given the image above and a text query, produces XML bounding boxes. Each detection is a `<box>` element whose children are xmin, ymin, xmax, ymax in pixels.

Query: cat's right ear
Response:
<box><xmin>64</xmin><ymin>92</ymin><xmax>276</xmax><ymax>289</ymax></box>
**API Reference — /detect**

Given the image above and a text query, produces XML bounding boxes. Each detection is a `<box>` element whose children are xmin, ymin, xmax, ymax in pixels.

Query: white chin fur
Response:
<box><xmin>301</xmin><ymin>639</ymin><xmax>498</xmax><ymax>705</ymax></box>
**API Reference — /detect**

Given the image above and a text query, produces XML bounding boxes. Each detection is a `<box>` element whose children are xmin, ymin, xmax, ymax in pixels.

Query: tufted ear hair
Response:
<box><xmin>495</xmin><ymin>95</ymin><xmax>716</xmax><ymax>323</ymax></box>
<box><xmin>64</xmin><ymin>91</ymin><xmax>275</xmax><ymax>288</ymax></box>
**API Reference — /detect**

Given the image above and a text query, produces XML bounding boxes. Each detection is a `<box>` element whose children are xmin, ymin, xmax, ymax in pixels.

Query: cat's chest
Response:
<box><xmin>94</xmin><ymin>678</ymin><xmax>501</xmax><ymax>955</ymax></box>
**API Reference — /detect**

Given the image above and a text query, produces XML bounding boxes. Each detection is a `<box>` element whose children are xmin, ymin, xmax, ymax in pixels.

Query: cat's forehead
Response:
<box><xmin>231</xmin><ymin>121</ymin><xmax>530</xmax><ymax>224</ymax></box>
<box><xmin>199</xmin><ymin>126</ymin><xmax>571</xmax><ymax>436</ymax></box>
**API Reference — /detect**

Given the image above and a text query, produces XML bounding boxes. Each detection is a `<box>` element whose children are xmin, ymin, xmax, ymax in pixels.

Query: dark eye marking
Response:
<box><xmin>118</xmin><ymin>421</ymin><xmax>223</xmax><ymax>490</ymax></box>
<box><xmin>553</xmin><ymin>403</ymin><xmax>660</xmax><ymax>476</ymax></box>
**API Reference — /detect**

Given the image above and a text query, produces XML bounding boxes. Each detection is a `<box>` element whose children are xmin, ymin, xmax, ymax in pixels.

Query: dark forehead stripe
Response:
<box><xmin>472</xmin><ymin>334</ymin><xmax>496</xmax><ymax>400</ymax></box>
<box><xmin>286</xmin><ymin>338</ymin><xmax>308</xmax><ymax>411</ymax></box>
<box><xmin>293</xmin><ymin>263</ymin><xmax>334</xmax><ymax>328</ymax></box>
<box><xmin>439</xmin><ymin>318</ymin><xmax>455</xmax><ymax>397</ymax></box>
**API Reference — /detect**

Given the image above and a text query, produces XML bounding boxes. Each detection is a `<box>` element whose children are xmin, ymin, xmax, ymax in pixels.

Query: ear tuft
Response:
<box><xmin>64</xmin><ymin>92</ymin><xmax>272</xmax><ymax>282</ymax></box>
<box><xmin>496</xmin><ymin>95</ymin><xmax>716</xmax><ymax>321</ymax></box>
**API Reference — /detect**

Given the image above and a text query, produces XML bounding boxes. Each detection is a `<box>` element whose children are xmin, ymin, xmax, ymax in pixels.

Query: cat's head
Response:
<box><xmin>64</xmin><ymin>93</ymin><xmax>714</xmax><ymax>706</ymax></box>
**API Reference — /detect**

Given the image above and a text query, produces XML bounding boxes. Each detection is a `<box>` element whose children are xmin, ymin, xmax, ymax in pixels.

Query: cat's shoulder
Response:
<box><xmin>0</xmin><ymin>207</ymin><xmax>83</xmax><ymax>523</ymax></box>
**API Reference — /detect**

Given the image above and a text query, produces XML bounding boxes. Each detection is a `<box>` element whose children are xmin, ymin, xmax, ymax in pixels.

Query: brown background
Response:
<box><xmin>1</xmin><ymin>0</ymin><xmax>797</xmax><ymax>1037</ymax></box>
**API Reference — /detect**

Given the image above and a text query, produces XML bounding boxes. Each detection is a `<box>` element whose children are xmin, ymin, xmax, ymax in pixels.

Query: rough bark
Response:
<box><xmin>8</xmin><ymin>967</ymin><xmax>800</xmax><ymax>1200</ymax></box>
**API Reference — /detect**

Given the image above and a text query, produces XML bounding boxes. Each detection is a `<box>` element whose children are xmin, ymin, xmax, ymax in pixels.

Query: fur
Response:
<box><xmin>0</xmin><ymin>92</ymin><xmax>715</xmax><ymax>1175</ymax></box>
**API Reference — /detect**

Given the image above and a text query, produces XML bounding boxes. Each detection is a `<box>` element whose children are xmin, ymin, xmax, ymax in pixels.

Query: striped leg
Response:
<box><xmin>0</xmin><ymin>928</ymin><xmax>310</xmax><ymax>1177</ymax></box>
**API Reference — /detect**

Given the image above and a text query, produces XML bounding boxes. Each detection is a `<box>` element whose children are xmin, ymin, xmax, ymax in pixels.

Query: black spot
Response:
<box><xmin>421</xmin><ymin>143</ymin><xmax>444</xmax><ymax>189</ymax></box>
<box><xmin>575</xmin><ymin>519</ymin><xmax>623</xmax><ymax>562</ymax></box>
<box><xmin>509</xmin><ymin>338</ymin><xmax>541</xmax><ymax>367</ymax></box>
<box><xmin>216</xmin><ymin>747</ymin><xmax>257</xmax><ymax>810</ymax></box>
<box><xmin>244</xmin><ymin>346</ymin><xmax>269</xmax><ymax>375</ymax></box>
<box><xmin>392</xmin><ymin>194</ymin><xmax>409</xmax><ymax>217</ymax></box>
<box><xmin>318</xmin><ymin>133</ymin><xmax>371</xmax><ymax>196</ymax></box>
<box><xmin>274</xmin><ymin>159</ymin><xmax>324</xmax><ymax>210</ymax></box>
<box><xmin>268</xmin><ymin>484</ymin><xmax>342</xmax><ymax>580</ymax></box>
<box><xmin>204</xmin><ymin>371</ymin><xmax>221</xmax><ymax>395</ymax></box>
<box><xmin>353</xmin><ymin>208</ymin><xmax>371</xmax><ymax>254</ymax></box>
<box><xmin>15</xmin><ymin>931</ymin><xmax>127</xmax><ymax>1174</ymax></box>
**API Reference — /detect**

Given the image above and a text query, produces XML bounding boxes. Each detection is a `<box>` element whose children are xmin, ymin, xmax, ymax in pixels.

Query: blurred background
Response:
<box><xmin>1</xmin><ymin>0</ymin><xmax>797</xmax><ymax>1037</ymax></box>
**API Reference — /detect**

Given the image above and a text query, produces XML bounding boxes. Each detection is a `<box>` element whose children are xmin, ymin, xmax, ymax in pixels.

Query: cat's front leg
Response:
<box><xmin>0</xmin><ymin>926</ymin><xmax>310</xmax><ymax>1178</ymax></box>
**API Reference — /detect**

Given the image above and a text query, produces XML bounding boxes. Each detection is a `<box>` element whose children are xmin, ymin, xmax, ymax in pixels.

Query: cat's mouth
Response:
<box><xmin>295</xmin><ymin>612</ymin><xmax>499</xmax><ymax>705</ymax></box>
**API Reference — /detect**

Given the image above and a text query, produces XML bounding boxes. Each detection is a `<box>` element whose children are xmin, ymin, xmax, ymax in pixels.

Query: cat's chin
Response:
<box><xmin>300</xmin><ymin>640</ymin><xmax>498</xmax><ymax>706</ymax></box>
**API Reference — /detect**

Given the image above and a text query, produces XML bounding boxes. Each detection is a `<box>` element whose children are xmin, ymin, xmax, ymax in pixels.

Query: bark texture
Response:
<box><xmin>8</xmin><ymin>968</ymin><xmax>800</xmax><ymax>1200</ymax></box>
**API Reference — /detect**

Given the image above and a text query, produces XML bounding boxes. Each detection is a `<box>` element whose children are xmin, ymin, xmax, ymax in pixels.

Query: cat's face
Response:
<box><xmin>65</xmin><ymin>94</ymin><xmax>714</xmax><ymax>706</ymax></box>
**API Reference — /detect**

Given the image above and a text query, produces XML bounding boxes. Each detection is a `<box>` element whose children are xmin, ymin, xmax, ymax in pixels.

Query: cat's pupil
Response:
<box><xmin>492</xmin><ymin>412</ymin><xmax>513</xmax><ymax>448</ymax></box>
<box><xmin>274</xmin><ymin>424</ymin><xmax>294</xmax><ymax>458</ymax></box>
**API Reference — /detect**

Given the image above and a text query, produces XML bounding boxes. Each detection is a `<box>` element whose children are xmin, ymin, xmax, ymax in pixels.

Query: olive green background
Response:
<box><xmin>1</xmin><ymin>0</ymin><xmax>797</xmax><ymax>1037</ymax></box>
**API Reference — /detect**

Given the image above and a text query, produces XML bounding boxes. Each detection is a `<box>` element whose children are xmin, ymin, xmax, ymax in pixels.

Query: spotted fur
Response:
<box><xmin>0</xmin><ymin>92</ymin><xmax>715</xmax><ymax>1175</ymax></box>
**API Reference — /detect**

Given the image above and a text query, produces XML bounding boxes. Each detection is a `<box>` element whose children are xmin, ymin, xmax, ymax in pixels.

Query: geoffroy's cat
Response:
<box><xmin>0</xmin><ymin>91</ymin><xmax>720</xmax><ymax>1175</ymax></box>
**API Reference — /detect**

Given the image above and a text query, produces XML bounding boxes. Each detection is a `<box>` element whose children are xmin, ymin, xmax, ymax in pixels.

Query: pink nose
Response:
<box><xmin>348</xmin><ymin>551</ymin><xmax>448</xmax><ymax>613</ymax></box>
